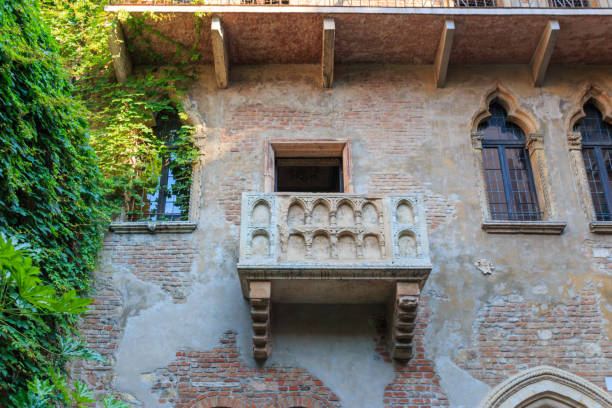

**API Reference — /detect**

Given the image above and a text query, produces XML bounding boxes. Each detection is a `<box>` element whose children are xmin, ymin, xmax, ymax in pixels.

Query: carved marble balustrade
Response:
<box><xmin>237</xmin><ymin>193</ymin><xmax>432</xmax><ymax>360</ymax></box>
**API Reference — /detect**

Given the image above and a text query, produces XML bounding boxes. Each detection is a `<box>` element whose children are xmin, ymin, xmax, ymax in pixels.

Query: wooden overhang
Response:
<box><xmin>105</xmin><ymin>5</ymin><xmax>612</xmax><ymax>87</ymax></box>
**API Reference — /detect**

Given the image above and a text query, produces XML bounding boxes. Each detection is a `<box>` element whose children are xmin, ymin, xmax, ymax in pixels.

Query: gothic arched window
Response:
<box><xmin>575</xmin><ymin>100</ymin><xmax>612</xmax><ymax>221</ymax></box>
<box><xmin>479</xmin><ymin>100</ymin><xmax>541</xmax><ymax>221</ymax></box>
<box><xmin>145</xmin><ymin>109</ymin><xmax>184</xmax><ymax>221</ymax></box>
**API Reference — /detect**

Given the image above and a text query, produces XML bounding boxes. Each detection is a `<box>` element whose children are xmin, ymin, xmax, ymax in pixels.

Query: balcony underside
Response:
<box><xmin>237</xmin><ymin>265</ymin><xmax>431</xmax><ymax>303</ymax></box>
<box><xmin>110</xmin><ymin>10</ymin><xmax>612</xmax><ymax>65</ymax></box>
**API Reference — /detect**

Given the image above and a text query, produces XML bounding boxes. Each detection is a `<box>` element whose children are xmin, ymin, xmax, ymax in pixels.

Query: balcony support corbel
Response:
<box><xmin>322</xmin><ymin>18</ymin><xmax>335</xmax><ymax>88</ymax></box>
<box><xmin>108</xmin><ymin>19</ymin><xmax>132</xmax><ymax>84</ymax></box>
<box><xmin>211</xmin><ymin>16</ymin><xmax>229</xmax><ymax>89</ymax></box>
<box><xmin>434</xmin><ymin>19</ymin><xmax>455</xmax><ymax>88</ymax></box>
<box><xmin>249</xmin><ymin>281</ymin><xmax>271</xmax><ymax>359</ymax></box>
<box><xmin>530</xmin><ymin>20</ymin><xmax>560</xmax><ymax>87</ymax></box>
<box><xmin>391</xmin><ymin>282</ymin><xmax>420</xmax><ymax>360</ymax></box>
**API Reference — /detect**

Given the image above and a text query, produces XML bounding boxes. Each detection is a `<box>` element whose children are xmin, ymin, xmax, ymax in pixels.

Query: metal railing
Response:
<box><xmin>108</xmin><ymin>0</ymin><xmax>612</xmax><ymax>8</ymax></box>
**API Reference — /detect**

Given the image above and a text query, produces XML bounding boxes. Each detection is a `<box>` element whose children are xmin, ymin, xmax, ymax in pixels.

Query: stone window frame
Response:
<box><xmin>471</xmin><ymin>86</ymin><xmax>566</xmax><ymax>234</ymax></box>
<box><xmin>567</xmin><ymin>85</ymin><xmax>612</xmax><ymax>233</ymax></box>
<box><xmin>478</xmin><ymin>365</ymin><xmax>612</xmax><ymax>408</ymax></box>
<box><xmin>264</xmin><ymin>139</ymin><xmax>354</xmax><ymax>193</ymax></box>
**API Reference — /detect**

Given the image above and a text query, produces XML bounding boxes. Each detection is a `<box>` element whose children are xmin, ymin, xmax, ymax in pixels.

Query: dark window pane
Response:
<box><xmin>582</xmin><ymin>148</ymin><xmax>610</xmax><ymax>220</ymax></box>
<box><xmin>576</xmin><ymin>101</ymin><xmax>612</xmax><ymax>145</ymax></box>
<box><xmin>482</xmin><ymin>148</ymin><xmax>508</xmax><ymax>219</ymax></box>
<box><xmin>578</xmin><ymin>101</ymin><xmax>612</xmax><ymax>221</ymax></box>
<box><xmin>479</xmin><ymin>101</ymin><xmax>540</xmax><ymax>221</ymax></box>
<box><xmin>129</xmin><ymin>110</ymin><xmax>189</xmax><ymax>222</ymax></box>
<box><xmin>276</xmin><ymin>158</ymin><xmax>342</xmax><ymax>193</ymax></box>
<box><xmin>505</xmin><ymin>148</ymin><xmax>540</xmax><ymax>221</ymax></box>
<box><xmin>154</xmin><ymin>110</ymin><xmax>182</xmax><ymax>145</ymax></box>
<box><xmin>453</xmin><ymin>0</ymin><xmax>496</xmax><ymax>6</ymax></box>
<box><xmin>146</xmin><ymin>154</ymin><xmax>183</xmax><ymax>221</ymax></box>
<box><xmin>479</xmin><ymin>102</ymin><xmax>526</xmax><ymax>143</ymax></box>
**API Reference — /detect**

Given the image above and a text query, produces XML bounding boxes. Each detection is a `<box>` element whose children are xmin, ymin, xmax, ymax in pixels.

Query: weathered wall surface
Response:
<box><xmin>75</xmin><ymin>64</ymin><xmax>612</xmax><ymax>407</ymax></box>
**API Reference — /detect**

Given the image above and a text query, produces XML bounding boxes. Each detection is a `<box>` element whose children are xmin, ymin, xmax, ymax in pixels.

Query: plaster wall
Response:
<box><xmin>76</xmin><ymin>64</ymin><xmax>612</xmax><ymax>408</ymax></box>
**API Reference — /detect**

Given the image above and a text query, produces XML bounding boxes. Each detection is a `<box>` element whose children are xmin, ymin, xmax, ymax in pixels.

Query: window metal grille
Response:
<box><xmin>549</xmin><ymin>0</ymin><xmax>588</xmax><ymax>7</ymax></box>
<box><xmin>108</xmin><ymin>0</ymin><xmax>612</xmax><ymax>8</ymax></box>
<box><xmin>480</xmin><ymin>101</ymin><xmax>541</xmax><ymax>221</ymax></box>
<box><xmin>453</xmin><ymin>0</ymin><xmax>496</xmax><ymax>6</ymax></box>
<box><xmin>127</xmin><ymin>111</ymin><xmax>189</xmax><ymax>222</ymax></box>
<box><xmin>576</xmin><ymin>101</ymin><xmax>612</xmax><ymax>221</ymax></box>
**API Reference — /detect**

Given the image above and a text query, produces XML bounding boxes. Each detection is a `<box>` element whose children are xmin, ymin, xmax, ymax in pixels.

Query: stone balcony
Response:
<box><xmin>237</xmin><ymin>193</ymin><xmax>431</xmax><ymax>359</ymax></box>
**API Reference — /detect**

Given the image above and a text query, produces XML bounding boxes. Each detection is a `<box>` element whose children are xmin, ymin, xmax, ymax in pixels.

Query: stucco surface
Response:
<box><xmin>84</xmin><ymin>64</ymin><xmax>612</xmax><ymax>407</ymax></box>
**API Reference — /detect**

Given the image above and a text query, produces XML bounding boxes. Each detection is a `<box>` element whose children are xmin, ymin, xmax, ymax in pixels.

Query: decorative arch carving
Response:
<box><xmin>471</xmin><ymin>84</ymin><xmax>540</xmax><ymax>135</ymax></box>
<box><xmin>567</xmin><ymin>84</ymin><xmax>612</xmax><ymax>131</ymax></box>
<box><xmin>478</xmin><ymin>366</ymin><xmax>612</xmax><ymax>408</ymax></box>
<box><xmin>262</xmin><ymin>393</ymin><xmax>334</xmax><ymax>408</ymax></box>
<box><xmin>186</xmin><ymin>393</ymin><xmax>256</xmax><ymax>408</ymax></box>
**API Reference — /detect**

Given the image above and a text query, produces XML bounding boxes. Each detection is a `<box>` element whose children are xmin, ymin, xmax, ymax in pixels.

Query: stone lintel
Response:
<box><xmin>589</xmin><ymin>221</ymin><xmax>612</xmax><ymax>234</ymax></box>
<box><xmin>109</xmin><ymin>221</ymin><xmax>197</xmax><ymax>234</ymax></box>
<box><xmin>434</xmin><ymin>19</ymin><xmax>455</xmax><ymax>88</ymax></box>
<box><xmin>108</xmin><ymin>19</ymin><xmax>132</xmax><ymax>84</ymax></box>
<box><xmin>482</xmin><ymin>220</ymin><xmax>566</xmax><ymax>234</ymax></box>
<box><xmin>211</xmin><ymin>16</ymin><xmax>229</xmax><ymax>89</ymax></box>
<box><xmin>322</xmin><ymin>18</ymin><xmax>335</xmax><ymax>88</ymax></box>
<box><xmin>530</xmin><ymin>20</ymin><xmax>560</xmax><ymax>87</ymax></box>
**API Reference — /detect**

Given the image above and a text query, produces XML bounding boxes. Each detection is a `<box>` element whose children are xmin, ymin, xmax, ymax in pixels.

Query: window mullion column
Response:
<box><xmin>594</xmin><ymin>147</ymin><xmax>612</xmax><ymax>218</ymax></box>
<box><xmin>521</xmin><ymin>146</ymin><xmax>541</xmax><ymax>219</ymax></box>
<box><xmin>498</xmin><ymin>146</ymin><xmax>515</xmax><ymax>220</ymax></box>
<box><xmin>157</xmin><ymin>156</ymin><xmax>170</xmax><ymax>219</ymax></box>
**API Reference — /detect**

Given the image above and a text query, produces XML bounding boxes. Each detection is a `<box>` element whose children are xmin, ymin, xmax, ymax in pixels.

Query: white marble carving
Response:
<box><xmin>239</xmin><ymin>193</ymin><xmax>430</xmax><ymax>268</ymax></box>
<box><xmin>474</xmin><ymin>259</ymin><xmax>495</xmax><ymax>275</ymax></box>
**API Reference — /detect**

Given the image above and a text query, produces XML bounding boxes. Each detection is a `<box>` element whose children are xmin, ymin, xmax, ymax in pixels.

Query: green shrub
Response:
<box><xmin>0</xmin><ymin>0</ymin><xmax>106</xmax><ymax>401</ymax></box>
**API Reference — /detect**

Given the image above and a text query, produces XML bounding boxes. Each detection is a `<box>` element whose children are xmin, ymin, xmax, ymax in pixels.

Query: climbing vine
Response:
<box><xmin>42</xmin><ymin>0</ymin><xmax>201</xmax><ymax>221</ymax></box>
<box><xmin>0</xmin><ymin>0</ymin><xmax>108</xmax><ymax>402</ymax></box>
<box><xmin>0</xmin><ymin>0</ymin><xmax>202</xmax><ymax>403</ymax></box>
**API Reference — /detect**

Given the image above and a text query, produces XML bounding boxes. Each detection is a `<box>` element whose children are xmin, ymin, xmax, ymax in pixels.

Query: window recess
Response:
<box><xmin>275</xmin><ymin>157</ymin><xmax>343</xmax><ymax>193</ymax></box>
<box><xmin>264</xmin><ymin>140</ymin><xmax>353</xmax><ymax>193</ymax></box>
<box><xmin>471</xmin><ymin>93</ymin><xmax>565</xmax><ymax>234</ymax></box>
<box><xmin>572</xmin><ymin>100</ymin><xmax>612</xmax><ymax>228</ymax></box>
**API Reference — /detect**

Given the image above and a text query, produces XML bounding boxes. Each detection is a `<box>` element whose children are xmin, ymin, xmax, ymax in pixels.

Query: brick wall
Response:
<box><xmin>141</xmin><ymin>298</ymin><xmax>450</xmax><ymax>408</ymax></box>
<box><xmin>456</xmin><ymin>285</ymin><xmax>612</xmax><ymax>390</ymax></box>
<box><xmin>219</xmin><ymin>175</ymin><xmax>253</xmax><ymax>226</ymax></box>
<box><xmin>74</xmin><ymin>234</ymin><xmax>198</xmax><ymax>394</ymax></box>
<box><xmin>216</xmin><ymin>86</ymin><xmax>441</xmax><ymax>229</ymax></box>
<box><xmin>337</xmin><ymin>91</ymin><xmax>427</xmax><ymax>159</ymax></box>
<box><xmin>72</xmin><ymin>280</ymin><xmax>123</xmax><ymax>393</ymax></box>
<box><xmin>584</xmin><ymin>239</ymin><xmax>612</xmax><ymax>273</ymax></box>
<box><xmin>103</xmin><ymin>234</ymin><xmax>196</xmax><ymax>301</ymax></box>
<box><xmin>368</xmin><ymin>172</ymin><xmax>456</xmax><ymax>231</ymax></box>
<box><xmin>375</xmin><ymin>297</ymin><xmax>450</xmax><ymax>408</ymax></box>
<box><xmin>149</xmin><ymin>331</ymin><xmax>341</xmax><ymax>408</ymax></box>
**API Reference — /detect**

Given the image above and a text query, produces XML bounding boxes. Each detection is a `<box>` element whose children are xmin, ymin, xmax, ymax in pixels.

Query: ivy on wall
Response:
<box><xmin>0</xmin><ymin>0</ymin><xmax>200</xmax><ymax>403</ymax></box>
<box><xmin>42</xmin><ymin>1</ymin><xmax>200</xmax><ymax>222</ymax></box>
<box><xmin>0</xmin><ymin>0</ymin><xmax>108</xmax><ymax>402</ymax></box>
